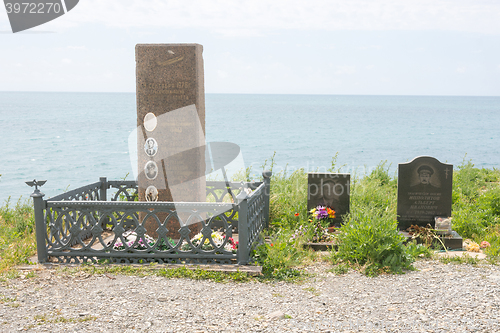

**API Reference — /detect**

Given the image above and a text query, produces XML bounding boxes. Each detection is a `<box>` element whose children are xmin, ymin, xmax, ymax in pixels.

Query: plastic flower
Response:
<box><xmin>311</xmin><ymin>205</ymin><xmax>336</xmax><ymax>221</ymax></box>
<box><xmin>326</xmin><ymin>207</ymin><xmax>336</xmax><ymax>219</ymax></box>
<box><xmin>313</xmin><ymin>206</ymin><xmax>328</xmax><ymax>219</ymax></box>
<box><xmin>184</xmin><ymin>231</ymin><xmax>236</xmax><ymax>252</ymax></box>
<box><xmin>224</xmin><ymin>243</ymin><xmax>235</xmax><ymax>252</ymax></box>
<box><xmin>480</xmin><ymin>241</ymin><xmax>491</xmax><ymax>249</ymax></box>
<box><xmin>464</xmin><ymin>239</ymin><xmax>480</xmax><ymax>252</ymax></box>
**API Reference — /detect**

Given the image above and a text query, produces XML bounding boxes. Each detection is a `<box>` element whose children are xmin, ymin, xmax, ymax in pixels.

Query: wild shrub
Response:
<box><xmin>451</xmin><ymin>160</ymin><xmax>500</xmax><ymax>241</ymax></box>
<box><xmin>268</xmin><ymin>168</ymin><xmax>308</xmax><ymax>231</ymax></box>
<box><xmin>254</xmin><ymin>230</ymin><xmax>315</xmax><ymax>281</ymax></box>
<box><xmin>478</xmin><ymin>186</ymin><xmax>500</xmax><ymax>220</ymax></box>
<box><xmin>451</xmin><ymin>207</ymin><xmax>488</xmax><ymax>239</ymax></box>
<box><xmin>0</xmin><ymin>198</ymin><xmax>37</xmax><ymax>271</ymax></box>
<box><xmin>483</xmin><ymin>225</ymin><xmax>500</xmax><ymax>257</ymax></box>
<box><xmin>350</xmin><ymin>161</ymin><xmax>397</xmax><ymax>212</ymax></box>
<box><xmin>333</xmin><ymin>205</ymin><xmax>413</xmax><ymax>276</ymax></box>
<box><xmin>405</xmin><ymin>240</ymin><xmax>433</xmax><ymax>258</ymax></box>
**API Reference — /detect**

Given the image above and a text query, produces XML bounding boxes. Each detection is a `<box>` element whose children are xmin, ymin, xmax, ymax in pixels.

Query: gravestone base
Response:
<box><xmin>441</xmin><ymin>230</ymin><xmax>463</xmax><ymax>250</ymax></box>
<box><xmin>400</xmin><ymin>230</ymin><xmax>463</xmax><ymax>250</ymax></box>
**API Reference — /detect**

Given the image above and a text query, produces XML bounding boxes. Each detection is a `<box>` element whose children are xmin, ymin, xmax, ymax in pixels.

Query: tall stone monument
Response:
<box><xmin>136</xmin><ymin>44</ymin><xmax>206</xmax><ymax>238</ymax></box>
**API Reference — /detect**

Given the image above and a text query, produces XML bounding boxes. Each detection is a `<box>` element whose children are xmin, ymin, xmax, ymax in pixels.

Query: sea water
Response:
<box><xmin>1</xmin><ymin>92</ymin><xmax>499</xmax><ymax>203</ymax></box>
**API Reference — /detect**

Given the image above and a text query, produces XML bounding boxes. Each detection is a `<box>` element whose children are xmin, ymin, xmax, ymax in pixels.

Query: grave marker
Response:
<box><xmin>397</xmin><ymin>156</ymin><xmax>453</xmax><ymax>230</ymax></box>
<box><xmin>136</xmin><ymin>43</ymin><xmax>205</xmax><ymax>238</ymax></box>
<box><xmin>307</xmin><ymin>173</ymin><xmax>350</xmax><ymax>227</ymax></box>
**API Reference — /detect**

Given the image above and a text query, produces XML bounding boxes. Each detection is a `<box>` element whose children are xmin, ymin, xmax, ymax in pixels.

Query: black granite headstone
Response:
<box><xmin>397</xmin><ymin>156</ymin><xmax>453</xmax><ymax>230</ymax></box>
<box><xmin>307</xmin><ymin>173</ymin><xmax>350</xmax><ymax>226</ymax></box>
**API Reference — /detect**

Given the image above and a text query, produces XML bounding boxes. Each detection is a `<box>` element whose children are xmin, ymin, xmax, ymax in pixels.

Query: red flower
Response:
<box><xmin>270</xmin><ymin>243</ymin><xmax>273</xmax><ymax>247</ymax></box>
<box><xmin>294</xmin><ymin>213</ymin><xmax>299</xmax><ymax>217</ymax></box>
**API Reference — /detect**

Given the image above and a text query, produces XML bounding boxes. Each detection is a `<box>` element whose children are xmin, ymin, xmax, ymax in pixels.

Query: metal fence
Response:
<box><xmin>29</xmin><ymin>171</ymin><xmax>271</xmax><ymax>265</ymax></box>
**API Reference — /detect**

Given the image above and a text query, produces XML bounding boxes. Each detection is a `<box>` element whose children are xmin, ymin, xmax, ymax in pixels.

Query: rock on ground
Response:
<box><xmin>1</xmin><ymin>260</ymin><xmax>499</xmax><ymax>332</ymax></box>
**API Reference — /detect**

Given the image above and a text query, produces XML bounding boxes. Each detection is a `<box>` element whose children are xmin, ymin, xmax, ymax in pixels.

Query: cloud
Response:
<box><xmin>334</xmin><ymin>65</ymin><xmax>357</xmax><ymax>75</ymax></box>
<box><xmin>217</xmin><ymin>70</ymin><xmax>229</xmax><ymax>79</ymax></box>
<box><xmin>213</xmin><ymin>28</ymin><xmax>263</xmax><ymax>38</ymax></box>
<box><xmin>42</xmin><ymin>0</ymin><xmax>500</xmax><ymax>35</ymax></box>
<box><xmin>67</xmin><ymin>46</ymin><xmax>87</xmax><ymax>50</ymax></box>
<box><xmin>359</xmin><ymin>45</ymin><xmax>382</xmax><ymax>50</ymax></box>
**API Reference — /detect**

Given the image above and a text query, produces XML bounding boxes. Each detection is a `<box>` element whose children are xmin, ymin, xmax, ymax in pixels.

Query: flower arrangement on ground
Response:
<box><xmin>291</xmin><ymin>205</ymin><xmax>336</xmax><ymax>243</ymax></box>
<box><xmin>181</xmin><ymin>230</ymin><xmax>238</xmax><ymax>253</ymax></box>
<box><xmin>112</xmin><ymin>231</ymin><xmax>175</xmax><ymax>251</ymax></box>
<box><xmin>310</xmin><ymin>205</ymin><xmax>336</xmax><ymax>223</ymax></box>
<box><xmin>464</xmin><ymin>239</ymin><xmax>480</xmax><ymax>252</ymax></box>
<box><xmin>480</xmin><ymin>241</ymin><xmax>491</xmax><ymax>249</ymax></box>
<box><xmin>309</xmin><ymin>205</ymin><xmax>336</xmax><ymax>242</ymax></box>
<box><xmin>463</xmin><ymin>239</ymin><xmax>491</xmax><ymax>253</ymax></box>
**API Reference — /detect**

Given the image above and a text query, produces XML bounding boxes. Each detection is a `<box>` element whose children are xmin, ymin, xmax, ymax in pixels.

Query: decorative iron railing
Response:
<box><xmin>29</xmin><ymin>171</ymin><xmax>271</xmax><ymax>265</ymax></box>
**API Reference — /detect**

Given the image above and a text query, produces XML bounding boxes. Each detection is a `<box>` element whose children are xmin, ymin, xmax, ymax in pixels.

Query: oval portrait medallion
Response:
<box><xmin>144</xmin><ymin>160</ymin><xmax>158</xmax><ymax>180</ymax></box>
<box><xmin>144</xmin><ymin>112</ymin><xmax>157</xmax><ymax>132</ymax></box>
<box><xmin>144</xmin><ymin>137</ymin><xmax>158</xmax><ymax>157</ymax></box>
<box><xmin>145</xmin><ymin>185</ymin><xmax>158</xmax><ymax>202</ymax></box>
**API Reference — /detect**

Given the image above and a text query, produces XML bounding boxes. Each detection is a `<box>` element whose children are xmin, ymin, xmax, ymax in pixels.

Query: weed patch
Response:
<box><xmin>0</xmin><ymin>198</ymin><xmax>37</xmax><ymax>272</ymax></box>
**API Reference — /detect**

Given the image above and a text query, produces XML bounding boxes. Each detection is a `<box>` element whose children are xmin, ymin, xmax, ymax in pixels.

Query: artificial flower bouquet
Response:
<box><xmin>310</xmin><ymin>205</ymin><xmax>336</xmax><ymax>229</ymax></box>
<box><xmin>113</xmin><ymin>231</ymin><xmax>175</xmax><ymax>251</ymax></box>
<box><xmin>289</xmin><ymin>205</ymin><xmax>337</xmax><ymax>243</ymax></box>
<box><xmin>181</xmin><ymin>230</ymin><xmax>238</xmax><ymax>253</ymax></box>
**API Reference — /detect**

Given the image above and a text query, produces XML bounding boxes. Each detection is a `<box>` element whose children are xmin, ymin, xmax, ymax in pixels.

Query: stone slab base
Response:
<box><xmin>400</xmin><ymin>230</ymin><xmax>463</xmax><ymax>250</ymax></box>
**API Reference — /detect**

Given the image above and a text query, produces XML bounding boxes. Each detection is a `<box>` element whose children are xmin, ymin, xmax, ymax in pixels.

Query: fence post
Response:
<box><xmin>262</xmin><ymin>170</ymin><xmax>272</xmax><ymax>229</ymax></box>
<box><xmin>28</xmin><ymin>181</ymin><xmax>48</xmax><ymax>263</ymax></box>
<box><xmin>99</xmin><ymin>177</ymin><xmax>107</xmax><ymax>201</ymax></box>
<box><xmin>237</xmin><ymin>194</ymin><xmax>249</xmax><ymax>265</ymax></box>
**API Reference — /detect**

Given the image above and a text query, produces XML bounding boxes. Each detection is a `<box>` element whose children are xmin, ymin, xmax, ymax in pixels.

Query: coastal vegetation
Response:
<box><xmin>0</xmin><ymin>197</ymin><xmax>36</xmax><ymax>272</ymax></box>
<box><xmin>1</xmin><ymin>158</ymin><xmax>499</xmax><ymax>280</ymax></box>
<box><xmin>256</xmin><ymin>156</ymin><xmax>500</xmax><ymax>278</ymax></box>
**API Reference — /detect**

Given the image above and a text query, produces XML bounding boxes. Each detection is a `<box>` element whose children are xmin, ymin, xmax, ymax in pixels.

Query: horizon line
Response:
<box><xmin>1</xmin><ymin>91</ymin><xmax>500</xmax><ymax>98</ymax></box>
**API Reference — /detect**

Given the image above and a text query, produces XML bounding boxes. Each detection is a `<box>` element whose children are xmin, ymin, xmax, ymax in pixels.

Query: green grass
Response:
<box><xmin>451</xmin><ymin>159</ymin><xmax>500</xmax><ymax>242</ymax></box>
<box><xmin>326</xmin><ymin>263</ymin><xmax>349</xmax><ymax>275</ymax></box>
<box><xmin>437</xmin><ymin>253</ymin><xmax>481</xmax><ymax>265</ymax></box>
<box><xmin>1</xmin><ymin>157</ymin><xmax>499</xmax><ymax>280</ymax></box>
<box><xmin>26</xmin><ymin>311</ymin><xmax>97</xmax><ymax>329</ymax></box>
<box><xmin>262</xmin><ymin>156</ymin><xmax>500</xmax><ymax>277</ymax></box>
<box><xmin>253</xmin><ymin>229</ymin><xmax>316</xmax><ymax>282</ymax></box>
<box><xmin>327</xmin><ymin>163</ymin><xmax>415</xmax><ymax>276</ymax></box>
<box><xmin>0</xmin><ymin>198</ymin><xmax>37</xmax><ymax>272</ymax></box>
<box><xmin>63</xmin><ymin>265</ymin><xmax>253</xmax><ymax>282</ymax></box>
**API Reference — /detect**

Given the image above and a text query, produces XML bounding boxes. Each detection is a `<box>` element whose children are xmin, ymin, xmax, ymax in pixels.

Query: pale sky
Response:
<box><xmin>1</xmin><ymin>0</ymin><xmax>500</xmax><ymax>95</ymax></box>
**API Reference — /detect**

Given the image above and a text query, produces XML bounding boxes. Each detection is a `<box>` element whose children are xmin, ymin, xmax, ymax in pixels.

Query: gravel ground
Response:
<box><xmin>1</xmin><ymin>260</ymin><xmax>500</xmax><ymax>332</ymax></box>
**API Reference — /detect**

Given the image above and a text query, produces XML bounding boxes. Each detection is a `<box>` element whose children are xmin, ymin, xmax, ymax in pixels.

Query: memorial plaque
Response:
<box><xmin>397</xmin><ymin>156</ymin><xmax>453</xmax><ymax>230</ymax></box>
<box><xmin>136</xmin><ymin>44</ymin><xmax>205</xmax><ymax>238</ymax></box>
<box><xmin>307</xmin><ymin>173</ymin><xmax>350</xmax><ymax>227</ymax></box>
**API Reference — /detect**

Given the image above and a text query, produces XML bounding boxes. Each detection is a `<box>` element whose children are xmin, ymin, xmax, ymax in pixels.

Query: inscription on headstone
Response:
<box><xmin>136</xmin><ymin>43</ymin><xmax>205</xmax><ymax>238</ymax></box>
<box><xmin>397</xmin><ymin>156</ymin><xmax>453</xmax><ymax>230</ymax></box>
<box><xmin>307</xmin><ymin>173</ymin><xmax>350</xmax><ymax>227</ymax></box>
